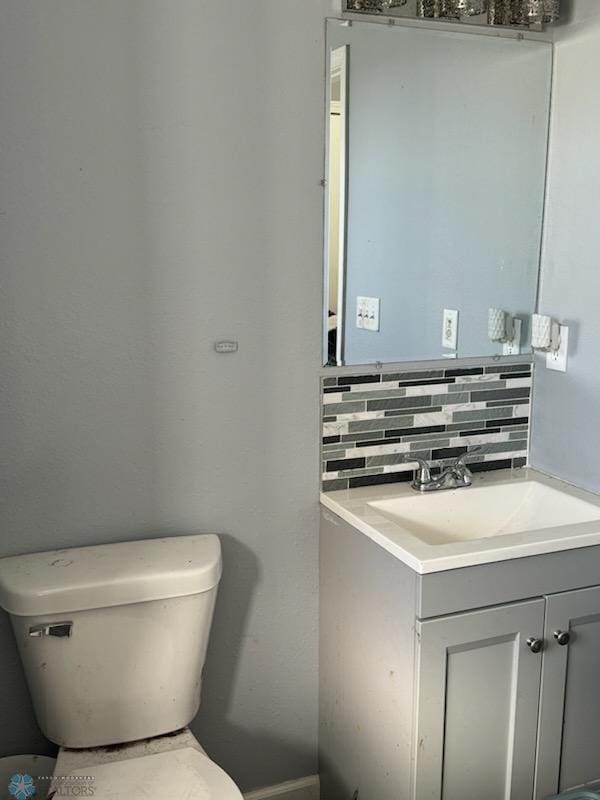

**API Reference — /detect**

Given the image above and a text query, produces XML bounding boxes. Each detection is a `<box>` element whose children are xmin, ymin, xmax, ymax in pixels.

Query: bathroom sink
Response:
<box><xmin>368</xmin><ymin>480</ymin><xmax>600</xmax><ymax>546</ymax></box>
<box><xmin>320</xmin><ymin>469</ymin><xmax>600</xmax><ymax>573</ymax></box>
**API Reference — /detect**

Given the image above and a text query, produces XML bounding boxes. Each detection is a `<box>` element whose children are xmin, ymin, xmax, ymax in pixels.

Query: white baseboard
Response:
<box><xmin>243</xmin><ymin>774</ymin><xmax>319</xmax><ymax>800</ymax></box>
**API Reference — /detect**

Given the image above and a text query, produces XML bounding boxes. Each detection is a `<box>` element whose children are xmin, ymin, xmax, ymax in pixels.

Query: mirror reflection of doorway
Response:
<box><xmin>326</xmin><ymin>46</ymin><xmax>347</xmax><ymax>366</ymax></box>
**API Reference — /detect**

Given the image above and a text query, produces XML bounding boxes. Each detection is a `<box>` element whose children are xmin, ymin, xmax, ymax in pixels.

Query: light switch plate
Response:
<box><xmin>356</xmin><ymin>296</ymin><xmax>380</xmax><ymax>332</ymax></box>
<box><xmin>442</xmin><ymin>309</ymin><xmax>459</xmax><ymax>350</ymax></box>
<box><xmin>503</xmin><ymin>318</ymin><xmax>522</xmax><ymax>356</ymax></box>
<box><xmin>546</xmin><ymin>325</ymin><xmax>569</xmax><ymax>372</ymax></box>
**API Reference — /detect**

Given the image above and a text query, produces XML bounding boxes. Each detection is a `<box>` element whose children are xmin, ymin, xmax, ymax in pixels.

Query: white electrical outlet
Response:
<box><xmin>356</xmin><ymin>296</ymin><xmax>380</xmax><ymax>332</ymax></box>
<box><xmin>442</xmin><ymin>309</ymin><xmax>459</xmax><ymax>350</ymax></box>
<box><xmin>503</xmin><ymin>318</ymin><xmax>522</xmax><ymax>356</ymax></box>
<box><xmin>547</xmin><ymin>325</ymin><xmax>569</xmax><ymax>372</ymax></box>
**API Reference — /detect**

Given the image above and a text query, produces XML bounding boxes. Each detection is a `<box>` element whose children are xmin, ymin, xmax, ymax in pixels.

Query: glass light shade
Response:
<box><xmin>526</xmin><ymin>0</ymin><xmax>560</xmax><ymax>23</ymax></box>
<box><xmin>415</xmin><ymin>0</ymin><xmax>436</xmax><ymax>15</ymax></box>
<box><xmin>544</xmin><ymin>0</ymin><xmax>560</xmax><ymax>22</ymax></box>
<box><xmin>456</xmin><ymin>0</ymin><xmax>488</xmax><ymax>14</ymax></box>
<box><xmin>488</xmin><ymin>0</ymin><xmax>560</xmax><ymax>25</ymax></box>
<box><xmin>487</xmin><ymin>0</ymin><xmax>512</xmax><ymax>24</ymax></box>
<box><xmin>417</xmin><ymin>0</ymin><xmax>487</xmax><ymax>18</ymax></box>
<box><xmin>348</xmin><ymin>0</ymin><xmax>407</xmax><ymax>10</ymax></box>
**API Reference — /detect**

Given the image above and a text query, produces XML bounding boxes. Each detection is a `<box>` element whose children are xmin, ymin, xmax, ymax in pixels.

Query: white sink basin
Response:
<box><xmin>368</xmin><ymin>481</ymin><xmax>600</xmax><ymax>546</ymax></box>
<box><xmin>320</xmin><ymin>469</ymin><xmax>600</xmax><ymax>573</ymax></box>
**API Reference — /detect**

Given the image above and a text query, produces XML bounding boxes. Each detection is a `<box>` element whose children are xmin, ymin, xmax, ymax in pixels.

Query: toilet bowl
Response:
<box><xmin>0</xmin><ymin>535</ymin><xmax>243</xmax><ymax>799</ymax></box>
<box><xmin>50</xmin><ymin>729</ymin><xmax>242</xmax><ymax>800</ymax></box>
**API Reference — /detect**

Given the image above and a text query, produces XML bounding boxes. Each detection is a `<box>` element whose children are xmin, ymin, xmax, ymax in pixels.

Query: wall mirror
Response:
<box><xmin>323</xmin><ymin>18</ymin><xmax>552</xmax><ymax>366</ymax></box>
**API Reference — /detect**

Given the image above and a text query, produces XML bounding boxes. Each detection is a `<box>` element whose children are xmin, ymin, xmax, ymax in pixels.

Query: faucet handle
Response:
<box><xmin>453</xmin><ymin>447</ymin><xmax>483</xmax><ymax>486</ymax></box>
<box><xmin>455</xmin><ymin>446</ymin><xmax>483</xmax><ymax>468</ymax></box>
<box><xmin>402</xmin><ymin>455</ymin><xmax>433</xmax><ymax>488</ymax></box>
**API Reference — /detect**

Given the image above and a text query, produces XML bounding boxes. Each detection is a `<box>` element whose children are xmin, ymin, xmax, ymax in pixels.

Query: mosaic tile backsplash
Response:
<box><xmin>321</xmin><ymin>363</ymin><xmax>532</xmax><ymax>491</ymax></box>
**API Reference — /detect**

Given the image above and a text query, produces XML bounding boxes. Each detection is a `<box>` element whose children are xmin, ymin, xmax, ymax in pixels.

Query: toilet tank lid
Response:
<box><xmin>0</xmin><ymin>534</ymin><xmax>222</xmax><ymax>617</ymax></box>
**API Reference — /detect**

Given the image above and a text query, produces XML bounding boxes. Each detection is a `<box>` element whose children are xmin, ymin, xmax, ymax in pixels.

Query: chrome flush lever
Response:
<box><xmin>29</xmin><ymin>622</ymin><xmax>73</xmax><ymax>638</ymax></box>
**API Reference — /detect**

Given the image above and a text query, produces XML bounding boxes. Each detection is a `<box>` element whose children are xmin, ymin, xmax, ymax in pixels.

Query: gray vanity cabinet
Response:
<box><xmin>535</xmin><ymin>585</ymin><xmax>600</xmax><ymax>799</ymax></box>
<box><xmin>413</xmin><ymin>600</ymin><xmax>545</xmax><ymax>800</ymax></box>
<box><xmin>320</xmin><ymin>508</ymin><xmax>600</xmax><ymax>800</ymax></box>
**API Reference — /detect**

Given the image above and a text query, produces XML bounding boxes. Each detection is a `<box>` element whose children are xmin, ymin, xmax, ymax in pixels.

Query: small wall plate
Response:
<box><xmin>214</xmin><ymin>340</ymin><xmax>239</xmax><ymax>354</ymax></box>
<box><xmin>503</xmin><ymin>318</ymin><xmax>522</xmax><ymax>356</ymax></box>
<box><xmin>546</xmin><ymin>325</ymin><xmax>569</xmax><ymax>373</ymax></box>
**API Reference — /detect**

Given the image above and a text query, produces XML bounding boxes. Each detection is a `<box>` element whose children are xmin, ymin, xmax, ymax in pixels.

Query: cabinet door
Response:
<box><xmin>413</xmin><ymin>599</ymin><xmax>545</xmax><ymax>800</ymax></box>
<box><xmin>535</xmin><ymin>585</ymin><xmax>600</xmax><ymax>799</ymax></box>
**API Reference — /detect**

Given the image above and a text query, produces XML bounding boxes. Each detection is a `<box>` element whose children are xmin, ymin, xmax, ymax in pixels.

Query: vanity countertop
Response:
<box><xmin>320</xmin><ymin>468</ymin><xmax>600</xmax><ymax>574</ymax></box>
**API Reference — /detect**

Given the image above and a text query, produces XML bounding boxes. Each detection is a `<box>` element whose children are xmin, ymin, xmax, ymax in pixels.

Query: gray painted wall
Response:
<box><xmin>328</xmin><ymin>21</ymin><xmax>551</xmax><ymax>365</ymax></box>
<box><xmin>0</xmin><ymin>0</ymin><xmax>333</xmax><ymax>791</ymax></box>
<box><xmin>530</xmin><ymin>0</ymin><xmax>600</xmax><ymax>493</ymax></box>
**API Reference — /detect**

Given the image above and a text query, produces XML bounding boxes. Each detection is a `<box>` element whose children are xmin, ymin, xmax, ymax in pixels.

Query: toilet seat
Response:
<box><xmin>61</xmin><ymin>748</ymin><xmax>242</xmax><ymax>800</ymax></box>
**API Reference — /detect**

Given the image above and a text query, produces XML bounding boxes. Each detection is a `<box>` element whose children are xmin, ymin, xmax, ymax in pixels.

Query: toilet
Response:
<box><xmin>0</xmin><ymin>534</ymin><xmax>243</xmax><ymax>799</ymax></box>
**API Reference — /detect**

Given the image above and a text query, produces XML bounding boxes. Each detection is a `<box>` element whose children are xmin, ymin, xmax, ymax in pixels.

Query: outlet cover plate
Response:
<box><xmin>442</xmin><ymin>309</ymin><xmax>459</xmax><ymax>350</ymax></box>
<box><xmin>546</xmin><ymin>325</ymin><xmax>569</xmax><ymax>372</ymax></box>
<box><xmin>503</xmin><ymin>318</ymin><xmax>523</xmax><ymax>356</ymax></box>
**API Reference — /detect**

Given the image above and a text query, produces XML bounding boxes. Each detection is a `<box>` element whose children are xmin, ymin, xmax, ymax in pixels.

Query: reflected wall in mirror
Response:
<box><xmin>323</xmin><ymin>19</ymin><xmax>552</xmax><ymax>366</ymax></box>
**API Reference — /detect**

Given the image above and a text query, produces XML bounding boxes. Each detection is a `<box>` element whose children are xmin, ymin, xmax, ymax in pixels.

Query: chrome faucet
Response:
<box><xmin>403</xmin><ymin>448</ymin><xmax>482</xmax><ymax>493</ymax></box>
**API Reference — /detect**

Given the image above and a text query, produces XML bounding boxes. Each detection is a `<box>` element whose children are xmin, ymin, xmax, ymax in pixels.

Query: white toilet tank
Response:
<box><xmin>0</xmin><ymin>535</ymin><xmax>222</xmax><ymax>749</ymax></box>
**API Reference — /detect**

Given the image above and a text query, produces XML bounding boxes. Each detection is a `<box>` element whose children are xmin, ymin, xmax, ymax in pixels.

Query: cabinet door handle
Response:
<box><xmin>527</xmin><ymin>637</ymin><xmax>544</xmax><ymax>653</ymax></box>
<box><xmin>553</xmin><ymin>630</ymin><xmax>571</xmax><ymax>646</ymax></box>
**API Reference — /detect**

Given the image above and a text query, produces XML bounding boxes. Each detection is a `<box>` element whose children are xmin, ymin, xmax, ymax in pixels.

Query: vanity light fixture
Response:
<box><xmin>366</xmin><ymin>0</ymin><xmax>563</xmax><ymax>24</ymax></box>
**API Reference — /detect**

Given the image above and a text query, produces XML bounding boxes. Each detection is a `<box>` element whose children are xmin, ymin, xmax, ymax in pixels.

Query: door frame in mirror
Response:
<box><xmin>323</xmin><ymin>44</ymin><xmax>349</xmax><ymax>367</ymax></box>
